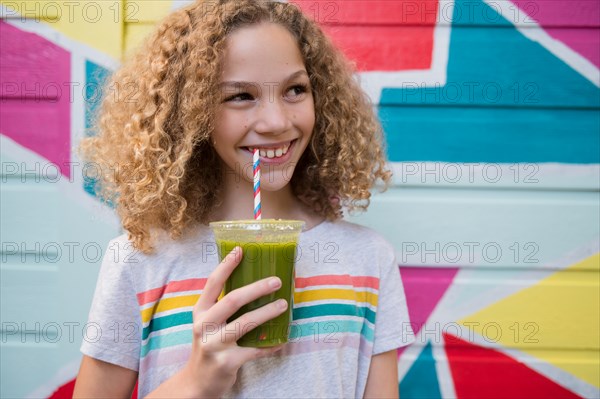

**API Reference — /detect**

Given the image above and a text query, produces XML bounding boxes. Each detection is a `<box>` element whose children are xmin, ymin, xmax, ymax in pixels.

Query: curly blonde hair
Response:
<box><xmin>81</xmin><ymin>0</ymin><xmax>392</xmax><ymax>253</ymax></box>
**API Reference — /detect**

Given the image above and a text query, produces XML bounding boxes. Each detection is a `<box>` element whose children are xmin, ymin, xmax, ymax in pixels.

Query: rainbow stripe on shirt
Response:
<box><xmin>136</xmin><ymin>274</ymin><xmax>380</xmax><ymax>367</ymax></box>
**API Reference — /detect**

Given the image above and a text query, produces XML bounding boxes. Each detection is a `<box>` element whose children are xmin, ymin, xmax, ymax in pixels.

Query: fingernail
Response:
<box><xmin>275</xmin><ymin>299</ymin><xmax>287</xmax><ymax>309</ymax></box>
<box><xmin>228</xmin><ymin>247</ymin><xmax>239</xmax><ymax>258</ymax></box>
<box><xmin>268</xmin><ymin>277</ymin><xmax>281</xmax><ymax>289</ymax></box>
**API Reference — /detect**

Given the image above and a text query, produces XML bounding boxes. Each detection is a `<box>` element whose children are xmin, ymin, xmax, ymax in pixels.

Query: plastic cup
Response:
<box><xmin>209</xmin><ymin>219</ymin><xmax>304</xmax><ymax>347</ymax></box>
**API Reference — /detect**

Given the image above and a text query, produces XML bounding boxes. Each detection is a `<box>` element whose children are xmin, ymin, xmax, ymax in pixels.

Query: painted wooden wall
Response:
<box><xmin>1</xmin><ymin>0</ymin><xmax>598</xmax><ymax>398</ymax></box>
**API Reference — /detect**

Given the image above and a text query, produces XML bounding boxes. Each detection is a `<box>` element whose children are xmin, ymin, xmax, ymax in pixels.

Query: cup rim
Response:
<box><xmin>209</xmin><ymin>219</ymin><xmax>305</xmax><ymax>231</ymax></box>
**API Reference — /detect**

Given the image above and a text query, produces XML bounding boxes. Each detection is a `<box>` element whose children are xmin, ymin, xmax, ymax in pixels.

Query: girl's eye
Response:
<box><xmin>286</xmin><ymin>84</ymin><xmax>308</xmax><ymax>99</ymax></box>
<box><xmin>223</xmin><ymin>84</ymin><xmax>309</xmax><ymax>103</ymax></box>
<box><xmin>224</xmin><ymin>92</ymin><xmax>254</xmax><ymax>102</ymax></box>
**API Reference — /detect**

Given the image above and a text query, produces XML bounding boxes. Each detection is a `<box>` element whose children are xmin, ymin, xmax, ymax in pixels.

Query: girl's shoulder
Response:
<box><xmin>106</xmin><ymin>224</ymin><xmax>214</xmax><ymax>264</ymax></box>
<box><xmin>101</xmin><ymin>224</ymin><xmax>219</xmax><ymax>290</ymax></box>
<box><xmin>306</xmin><ymin>219</ymin><xmax>396</xmax><ymax>260</ymax></box>
<box><xmin>310</xmin><ymin>218</ymin><xmax>392</xmax><ymax>243</ymax></box>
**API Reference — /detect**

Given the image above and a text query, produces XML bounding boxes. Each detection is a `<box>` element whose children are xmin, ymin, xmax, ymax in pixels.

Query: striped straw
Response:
<box><xmin>253</xmin><ymin>148</ymin><xmax>261</xmax><ymax>220</ymax></box>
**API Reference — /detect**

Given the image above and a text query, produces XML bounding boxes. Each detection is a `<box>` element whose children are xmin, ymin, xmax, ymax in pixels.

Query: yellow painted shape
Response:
<box><xmin>126</xmin><ymin>0</ymin><xmax>173</xmax><ymax>23</ymax></box>
<box><xmin>123</xmin><ymin>22</ymin><xmax>157</xmax><ymax>59</ymax></box>
<box><xmin>141</xmin><ymin>294</ymin><xmax>199</xmax><ymax>323</ymax></box>
<box><xmin>123</xmin><ymin>1</ymin><xmax>175</xmax><ymax>58</ymax></box>
<box><xmin>1</xmin><ymin>0</ymin><xmax>123</xmax><ymax>60</ymax></box>
<box><xmin>460</xmin><ymin>253</ymin><xmax>600</xmax><ymax>387</ymax></box>
<box><xmin>295</xmin><ymin>288</ymin><xmax>378</xmax><ymax>307</ymax></box>
<box><xmin>1</xmin><ymin>0</ymin><xmax>174</xmax><ymax>60</ymax></box>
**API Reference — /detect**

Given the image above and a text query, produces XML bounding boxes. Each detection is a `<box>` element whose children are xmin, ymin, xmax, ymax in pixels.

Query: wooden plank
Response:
<box><xmin>379</xmin><ymin>106</ymin><xmax>600</xmax><ymax>163</ymax></box>
<box><xmin>320</xmin><ymin>24</ymin><xmax>436</xmax><ymax>71</ymax></box>
<box><xmin>544</xmin><ymin>27</ymin><xmax>600</xmax><ymax>67</ymax></box>
<box><xmin>512</xmin><ymin>0</ymin><xmax>600</xmax><ymax>28</ymax></box>
<box><xmin>294</xmin><ymin>0</ymin><xmax>440</xmax><ymax>26</ymax></box>
<box><xmin>388</xmin><ymin>163</ymin><xmax>600</xmax><ymax>191</ymax></box>
<box><xmin>124</xmin><ymin>0</ymin><xmax>172</xmax><ymax>23</ymax></box>
<box><xmin>123</xmin><ymin>21</ymin><xmax>157</xmax><ymax>58</ymax></box>
<box><xmin>292</xmin><ymin>0</ymin><xmax>600</xmax><ymax>28</ymax></box>
<box><xmin>346</xmin><ymin>186</ymin><xmax>600</xmax><ymax>269</ymax></box>
<box><xmin>0</xmin><ymin>266</ymin><xmax>59</xmax><ymax>328</ymax></box>
<box><xmin>113</xmin><ymin>0</ymin><xmax>600</xmax><ymax>28</ymax></box>
<box><xmin>377</xmin><ymin>29</ymin><xmax>599</xmax><ymax>108</ymax></box>
<box><xmin>398</xmin><ymin>265</ymin><xmax>599</xmax><ymax>351</ymax></box>
<box><xmin>1</xmin><ymin>1</ymin><xmax>124</xmax><ymax>61</ymax></box>
<box><xmin>0</xmin><ymin>1</ymin><xmax>61</xmax><ymax>20</ymax></box>
<box><xmin>0</xmin><ymin>346</ymin><xmax>61</xmax><ymax>399</ymax></box>
<box><xmin>0</xmin><ymin>180</ymin><xmax>60</xmax><ymax>244</ymax></box>
<box><xmin>0</xmin><ymin>21</ymin><xmax>72</xmax><ymax>175</ymax></box>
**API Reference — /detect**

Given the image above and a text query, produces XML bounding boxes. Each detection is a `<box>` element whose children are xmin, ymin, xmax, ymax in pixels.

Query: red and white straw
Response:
<box><xmin>253</xmin><ymin>149</ymin><xmax>261</xmax><ymax>220</ymax></box>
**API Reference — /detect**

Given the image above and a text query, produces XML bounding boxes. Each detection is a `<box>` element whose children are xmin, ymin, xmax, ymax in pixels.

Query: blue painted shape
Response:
<box><xmin>399</xmin><ymin>342</ymin><xmax>442</xmax><ymax>399</ymax></box>
<box><xmin>84</xmin><ymin>60</ymin><xmax>113</xmax><ymax>203</ymax></box>
<box><xmin>85</xmin><ymin>60</ymin><xmax>111</xmax><ymax>131</ymax></box>
<box><xmin>380</xmin><ymin>106</ymin><xmax>600</xmax><ymax>163</ymax></box>
<box><xmin>450</xmin><ymin>1</ymin><xmax>514</xmax><ymax>27</ymax></box>
<box><xmin>380</xmin><ymin>0</ymin><xmax>600</xmax><ymax>163</ymax></box>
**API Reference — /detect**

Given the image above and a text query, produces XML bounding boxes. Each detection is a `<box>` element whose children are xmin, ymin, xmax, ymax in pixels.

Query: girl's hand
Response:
<box><xmin>164</xmin><ymin>246</ymin><xmax>287</xmax><ymax>398</ymax></box>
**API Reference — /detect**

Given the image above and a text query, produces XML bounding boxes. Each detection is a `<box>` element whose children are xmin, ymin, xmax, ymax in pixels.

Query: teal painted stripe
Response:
<box><xmin>400</xmin><ymin>342</ymin><xmax>442</xmax><ymax>398</ymax></box>
<box><xmin>293</xmin><ymin>304</ymin><xmax>376</xmax><ymax>325</ymax></box>
<box><xmin>142</xmin><ymin>311</ymin><xmax>192</xmax><ymax>341</ymax></box>
<box><xmin>141</xmin><ymin>329</ymin><xmax>191</xmax><ymax>358</ymax></box>
<box><xmin>85</xmin><ymin>60</ymin><xmax>111</xmax><ymax>132</ymax></box>
<box><xmin>381</xmin><ymin>107</ymin><xmax>600</xmax><ymax>163</ymax></box>
<box><xmin>380</xmin><ymin>0</ymin><xmax>600</xmax><ymax>164</ymax></box>
<box><xmin>380</xmin><ymin>26</ymin><xmax>600</xmax><ymax>109</ymax></box>
<box><xmin>380</xmin><ymin>1</ymin><xmax>600</xmax><ymax>109</ymax></box>
<box><xmin>84</xmin><ymin>60</ymin><xmax>115</xmax><ymax>203</ymax></box>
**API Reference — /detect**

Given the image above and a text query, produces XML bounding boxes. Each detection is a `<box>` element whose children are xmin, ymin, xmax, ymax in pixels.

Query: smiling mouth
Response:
<box><xmin>242</xmin><ymin>139</ymin><xmax>298</xmax><ymax>160</ymax></box>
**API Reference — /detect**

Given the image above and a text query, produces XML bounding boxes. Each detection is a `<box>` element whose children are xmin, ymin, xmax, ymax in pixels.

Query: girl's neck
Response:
<box><xmin>208</xmin><ymin>171</ymin><xmax>324</xmax><ymax>230</ymax></box>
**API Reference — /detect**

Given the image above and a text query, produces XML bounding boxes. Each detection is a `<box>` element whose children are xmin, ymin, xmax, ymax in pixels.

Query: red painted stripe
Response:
<box><xmin>290</xmin><ymin>0</ymin><xmax>436</xmax><ymax>71</ymax></box>
<box><xmin>292</xmin><ymin>0</ymin><xmax>439</xmax><ymax>26</ymax></box>
<box><xmin>322</xmin><ymin>25</ymin><xmax>435</xmax><ymax>71</ymax></box>
<box><xmin>295</xmin><ymin>275</ymin><xmax>379</xmax><ymax>289</ymax></box>
<box><xmin>444</xmin><ymin>333</ymin><xmax>582</xmax><ymax>398</ymax></box>
<box><xmin>137</xmin><ymin>278</ymin><xmax>208</xmax><ymax>306</ymax></box>
<box><xmin>48</xmin><ymin>378</ymin><xmax>138</xmax><ymax>399</ymax></box>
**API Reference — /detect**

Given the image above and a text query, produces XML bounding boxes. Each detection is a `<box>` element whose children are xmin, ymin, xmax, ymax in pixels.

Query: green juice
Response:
<box><xmin>216</xmin><ymin>239</ymin><xmax>298</xmax><ymax>347</ymax></box>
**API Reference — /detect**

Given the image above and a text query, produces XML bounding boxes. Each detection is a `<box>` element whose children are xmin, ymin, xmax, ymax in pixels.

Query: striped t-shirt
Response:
<box><xmin>80</xmin><ymin>219</ymin><xmax>415</xmax><ymax>398</ymax></box>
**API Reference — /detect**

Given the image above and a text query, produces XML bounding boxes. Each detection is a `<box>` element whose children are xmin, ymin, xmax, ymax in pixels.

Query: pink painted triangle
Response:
<box><xmin>511</xmin><ymin>0</ymin><xmax>599</xmax><ymax>67</ymax></box>
<box><xmin>397</xmin><ymin>266</ymin><xmax>459</xmax><ymax>358</ymax></box>
<box><xmin>0</xmin><ymin>22</ymin><xmax>72</xmax><ymax>177</ymax></box>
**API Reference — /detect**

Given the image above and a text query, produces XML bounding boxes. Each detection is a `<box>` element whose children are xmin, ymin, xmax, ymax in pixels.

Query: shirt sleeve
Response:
<box><xmin>372</xmin><ymin>243</ymin><xmax>415</xmax><ymax>355</ymax></box>
<box><xmin>80</xmin><ymin>237</ymin><xmax>142</xmax><ymax>371</ymax></box>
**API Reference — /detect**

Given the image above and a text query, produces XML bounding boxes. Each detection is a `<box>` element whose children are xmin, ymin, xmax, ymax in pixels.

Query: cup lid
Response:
<box><xmin>209</xmin><ymin>219</ymin><xmax>305</xmax><ymax>231</ymax></box>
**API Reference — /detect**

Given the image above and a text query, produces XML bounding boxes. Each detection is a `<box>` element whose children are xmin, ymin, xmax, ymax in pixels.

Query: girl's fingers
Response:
<box><xmin>222</xmin><ymin>297</ymin><xmax>288</xmax><ymax>344</ymax></box>
<box><xmin>207</xmin><ymin>276</ymin><xmax>283</xmax><ymax>325</ymax></box>
<box><xmin>196</xmin><ymin>247</ymin><xmax>243</xmax><ymax>312</ymax></box>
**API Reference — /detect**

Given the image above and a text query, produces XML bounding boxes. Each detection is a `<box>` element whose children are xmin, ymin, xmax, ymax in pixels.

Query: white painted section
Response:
<box><xmin>358</xmin><ymin>0</ymin><xmax>453</xmax><ymax>104</ymax></box>
<box><xmin>389</xmin><ymin>162</ymin><xmax>600</xmax><ymax>190</ymax></box>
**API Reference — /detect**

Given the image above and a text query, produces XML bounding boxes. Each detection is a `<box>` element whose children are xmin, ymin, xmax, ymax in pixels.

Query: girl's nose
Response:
<box><xmin>253</xmin><ymin>98</ymin><xmax>293</xmax><ymax>135</ymax></box>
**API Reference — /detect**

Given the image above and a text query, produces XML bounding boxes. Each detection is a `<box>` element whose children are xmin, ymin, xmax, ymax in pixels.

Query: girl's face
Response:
<box><xmin>213</xmin><ymin>22</ymin><xmax>315</xmax><ymax>192</ymax></box>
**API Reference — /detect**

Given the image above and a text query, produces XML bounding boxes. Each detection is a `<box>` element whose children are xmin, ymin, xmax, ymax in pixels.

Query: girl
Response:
<box><xmin>74</xmin><ymin>0</ymin><xmax>414</xmax><ymax>397</ymax></box>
